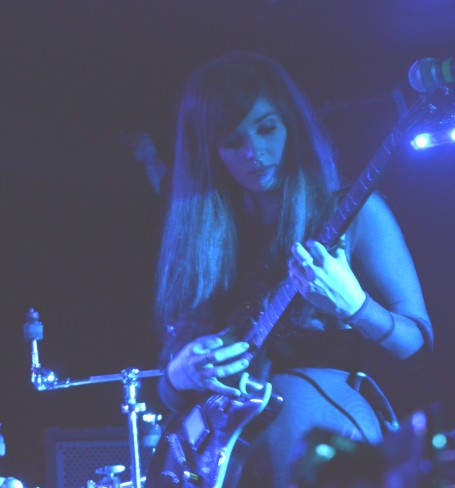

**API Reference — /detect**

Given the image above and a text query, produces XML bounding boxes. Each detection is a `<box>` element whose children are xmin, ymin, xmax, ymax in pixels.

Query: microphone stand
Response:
<box><xmin>23</xmin><ymin>308</ymin><xmax>163</xmax><ymax>488</ymax></box>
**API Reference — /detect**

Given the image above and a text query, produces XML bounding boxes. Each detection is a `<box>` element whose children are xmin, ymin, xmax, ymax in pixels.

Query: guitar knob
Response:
<box><xmin>183</xmin><ymin>470</ymin><xmax>203</xmax><ymax>484</ymax></box>
<box><xmin>160</xmin><ymin>470</ymin><xmax>180</xmax><ymax>484</ymax></box>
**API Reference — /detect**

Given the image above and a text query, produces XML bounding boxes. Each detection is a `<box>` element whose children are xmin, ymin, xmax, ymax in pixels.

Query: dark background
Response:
<box><xmin>1</xmin><ymin>1</ymin><xmax>455</xmax><ymax>485</ymax></box>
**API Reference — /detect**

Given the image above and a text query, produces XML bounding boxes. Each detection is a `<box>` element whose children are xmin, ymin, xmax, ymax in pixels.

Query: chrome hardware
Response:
<box><xmin>23</xmin><ymin>309</ymin><xmax>163</xmax><ymax>488</ymax></box>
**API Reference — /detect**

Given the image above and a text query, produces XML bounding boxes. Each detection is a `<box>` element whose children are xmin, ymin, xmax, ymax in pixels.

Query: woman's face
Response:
<box><xmin>217</xmin><ymin>98</ymin><xmax>287</xmax><ymax>193</ymax></box>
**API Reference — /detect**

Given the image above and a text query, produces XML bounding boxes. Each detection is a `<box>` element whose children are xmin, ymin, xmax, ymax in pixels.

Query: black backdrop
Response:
<box><xmin>1</xmin><ymin>1</ymin><xmax>455</xmax><ymax>485</ymax></box>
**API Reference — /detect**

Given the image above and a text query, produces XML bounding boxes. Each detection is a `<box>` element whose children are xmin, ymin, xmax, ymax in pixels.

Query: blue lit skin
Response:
<box><xmin>451</xmin><ymin>128</ymin><xmax>455</xmax><ymax>141</ymax></box>
<box><xmin>217</xmin><ymin>98</ymin><xmax>287</xmax><ymax>194</ymax></box>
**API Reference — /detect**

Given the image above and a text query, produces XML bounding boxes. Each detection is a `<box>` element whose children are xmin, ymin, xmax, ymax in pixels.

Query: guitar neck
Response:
<box><xmin>243</xmin><ymin>87</ymin><xmax>452</xmax><ymax>352</ymax></box>
<box><xmin>244</xmin><ymin>143</ymin><xmax>391</xmax><ymax>350</ymax></box>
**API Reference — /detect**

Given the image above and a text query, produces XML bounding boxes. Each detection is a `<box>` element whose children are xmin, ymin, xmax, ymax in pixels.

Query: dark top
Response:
<box><xmin>158</xmin><ymin>192</ymin><xmax>433</xmax><ymax>411</ymax></box>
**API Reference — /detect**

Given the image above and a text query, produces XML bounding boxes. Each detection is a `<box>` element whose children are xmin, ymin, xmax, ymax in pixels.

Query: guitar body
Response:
<box><xmin>146</xmin><ymin>376</ymin><xmax>282</xmax><ymax>488</ymax></box>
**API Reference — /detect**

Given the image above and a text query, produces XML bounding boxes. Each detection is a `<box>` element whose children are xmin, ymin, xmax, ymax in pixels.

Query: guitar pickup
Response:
<box><xmin>184</xmin><ymin>404</ymin><xmax>211</xmax><ymax>451</ymax></box>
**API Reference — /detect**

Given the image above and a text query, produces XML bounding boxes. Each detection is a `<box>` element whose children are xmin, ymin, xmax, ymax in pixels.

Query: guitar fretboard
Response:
<box><xmin>242</xmin><ymin>87</ymin><xmax>451</xmax><ymax>351</ymax></box>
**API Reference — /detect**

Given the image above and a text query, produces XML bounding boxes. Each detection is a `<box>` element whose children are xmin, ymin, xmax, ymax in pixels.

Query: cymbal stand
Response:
<box><xmin>23</xmin><ymin>308</ymin><xmax>163</xmax><ymax>488</ymax></box>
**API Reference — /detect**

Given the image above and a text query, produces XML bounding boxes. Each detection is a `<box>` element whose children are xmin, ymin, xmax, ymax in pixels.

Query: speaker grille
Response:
<box><xmin>45</xmin><ymin>428</ymin><xmax>154</xmax><ymax>488</ymax></box>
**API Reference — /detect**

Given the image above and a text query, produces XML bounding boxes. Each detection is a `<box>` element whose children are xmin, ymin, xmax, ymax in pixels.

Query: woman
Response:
<box><xmin>150</xmin><ymin>51</ymin><xmax>432</xmax><ymax>487</ymax></box>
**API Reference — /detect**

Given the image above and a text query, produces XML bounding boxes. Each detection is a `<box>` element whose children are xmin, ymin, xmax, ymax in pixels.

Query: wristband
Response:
<box><xmin>345</xmin><ymin>292</ymin><xmax>370</xmax><ymax>323</ymax></box>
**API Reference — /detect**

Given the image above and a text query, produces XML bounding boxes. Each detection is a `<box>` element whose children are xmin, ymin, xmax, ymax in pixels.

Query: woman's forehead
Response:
<box><xmin>225</xmin><ymin>97</ymin><xmax>278</xmax><ymax>132</ymax></box>
<box><xmin>241</xmin><ymin>98</ymin><xmax>277</xmax><ymax>121</ymax></box>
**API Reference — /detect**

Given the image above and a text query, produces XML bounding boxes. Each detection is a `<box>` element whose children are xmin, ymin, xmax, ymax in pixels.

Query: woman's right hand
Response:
<box><xmin>167</xmin><ymin>334</ymin><xmax>250</xmax><ymax>397</ymax></box>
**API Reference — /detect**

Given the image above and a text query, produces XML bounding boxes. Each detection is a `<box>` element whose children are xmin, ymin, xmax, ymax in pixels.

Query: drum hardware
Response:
<box><xmin>85</xmin><ymin>474</ymin><xmax>147</xmax><ymax>488</ymax></box>
<box><xmin>23</xmin><ymin>308</ymin><xmax>163</xmax><ymax>488</ymax></box>
<box><xmin>85</xmin><ymin>466</ymin><xmax>147</xmax><ymax>488</ymax></box>
<box><xmin>86</xmin><ymin>465</ymin><xmax>125</xmax><ymax>488</ymax></box>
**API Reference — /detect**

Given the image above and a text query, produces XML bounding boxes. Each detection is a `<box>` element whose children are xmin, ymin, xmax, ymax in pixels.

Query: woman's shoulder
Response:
<box><xmin>347</xmin><ymin>191</ymin><xmax>402</xmax><ymax>240</ymax></box>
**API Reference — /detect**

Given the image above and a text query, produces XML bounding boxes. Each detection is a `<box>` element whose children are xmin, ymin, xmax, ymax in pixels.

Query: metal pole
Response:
<box><xmin>122</xmin><ymin>369</ymin><xmax>145</xmax><ymax>488</ymax></box>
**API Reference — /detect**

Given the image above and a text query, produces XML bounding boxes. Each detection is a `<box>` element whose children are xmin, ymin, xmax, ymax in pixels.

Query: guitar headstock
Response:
<box><xmin>400</xmin><ymin>87</ymin><xmax>455</xmax><ymax>137</ymax></box>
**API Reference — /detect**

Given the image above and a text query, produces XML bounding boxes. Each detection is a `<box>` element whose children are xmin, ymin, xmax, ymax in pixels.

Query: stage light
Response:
<box><xmin>411</xmin><ymin>127</ymin><xmax>455</xmax><ymax>150</ymax></box>
<box><xmin>432</xmin><ymin>433</ymin><xmax>447</xmax><ymax>449</ymax></box>
<box><xmin>411</xmin><ymin>133</ymin><xmax>432</xmax><ymax>150</ymax></box>
<box><xmin>314</xmin><ymin>443</ymin><xmax>336</xmax><ymax>460</ymax></box>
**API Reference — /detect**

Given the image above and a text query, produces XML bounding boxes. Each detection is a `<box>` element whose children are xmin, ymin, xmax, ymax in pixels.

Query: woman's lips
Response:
<box><xmin>249</xmin><ymin>164</ymin><xmax>276</xmax><ymax>175</ymax></box>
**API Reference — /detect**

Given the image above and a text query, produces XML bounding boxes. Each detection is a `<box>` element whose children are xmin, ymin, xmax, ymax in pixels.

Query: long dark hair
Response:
<box><xmin>156</xmin><ymin>51</ymin><xmax>339</xmax><ymax>326</ymax></box>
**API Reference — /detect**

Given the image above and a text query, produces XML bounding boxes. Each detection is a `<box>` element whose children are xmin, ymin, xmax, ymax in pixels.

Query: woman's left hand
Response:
<box><xmin>288</xmin><ymin>238</ymin><xmax>366</xmax><ymax>319</ymax></box>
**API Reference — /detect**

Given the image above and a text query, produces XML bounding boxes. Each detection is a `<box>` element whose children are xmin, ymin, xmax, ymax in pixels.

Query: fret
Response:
<box><xmin>365</xmin><ymin>164</ymin><xmax>381</xmax><ymax>182</ymax></box>
<box><xmin>251</xmin><ymin>323</ymin><xmax>267</xmax><ymax>349</ymax></box>
<box><xmin>383</xmin><ymin>134</ymin><xmax>398</xmax><ymax>155</ymax></box>
<box><xmin>319</xmin><ymin>227</ymin><xmax>335</xmax><ymax>246</ymax></box>
<box><xmin>273</xmin><ymin>300</ymin><xmax>285</xmax><ymax>315</ymax></box>
<box><xmin>285</xmin><ymin>280</ymin><xmax>298</xmax><ymax>298</ymax></box>
<box><xmin>262</xmin><ymin>313</ymin><xmax>275</xmax><ymax>336</ymax></box>
<box><xmin>359</xmin><ymin>177</ymin><xmax>371</xmax><ymax>191</ymax></box>
<box><xmin>322</xmin><ymin>220</ymin><xmax>337</xmax><ymax>234</ymax></box>
<box><xmin>252</xmin><ymin>321</ymin><xmax>266</xmax><ymax>344</ymax></box>
<box><xmin>275</xmin><ymin>288</ymin><xmax>287</xmax><ymax>305</ymax></box>
<box><xmin>275</xmin><ymin>288</ymin><xmax>290</xmax><ymax>310</ymax></box>
<box><xmin>257</xmin><ymin>326</ymin><xmax>267</xmax><ymax>343</ymax></box>
<box><xmin>350</xmin><ymin>182</ymin><xmax>367</xmax><ymax>202</ymax></box>
<box><xmin>347</xmin><ymin>192</ymin><xmax>358</xmax><ymax>207</ymax></box>
<box><xmin>339</xmin><ymin>201</ymin><xmax>354</xmax><ymax>217</ymax></box>
<box><xmin>332</xmin><ymin>209</ymin><xmax>348</xmax><ymax>226</ymax></box>
<box><xmin>275</xmin><ymin>290</ymin><xmax>288</xmax><ymax>309</ymax></box>
<box><xmin>268</xmin><ymin>303</ymin><xmax>280</xmax><ymax>321</ymax></box>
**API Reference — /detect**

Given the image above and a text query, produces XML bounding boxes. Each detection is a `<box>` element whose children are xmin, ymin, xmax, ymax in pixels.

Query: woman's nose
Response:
<box><xmin>243</xmin><ymin>136</ymin><xmax>262</xmax><ymax>161</ymax></box>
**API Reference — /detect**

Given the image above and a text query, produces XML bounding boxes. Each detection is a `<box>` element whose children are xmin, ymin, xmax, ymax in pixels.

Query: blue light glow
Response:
<box><xmin>411</xmin><ymin>128</ymin><xmax>455</xmax><ymax>151</ymax></box>
<box><xmin>315</xmin><ymin>443</ymin><xmax>336</xmax><ymax>460</ymax></box>
<box><xmin>411</xmin><ymin>133</ymin><xmax>431</xmax><ymax>150</ymax></box>
<box><xmin>432</xmin><ymin>433</ymin><xmax>447</xmax><ymax>450</ymax></box>
<box><xmin>411</xmin><ymin>411</ymin><xmax>427</xmax><ymax>433</ymax></box>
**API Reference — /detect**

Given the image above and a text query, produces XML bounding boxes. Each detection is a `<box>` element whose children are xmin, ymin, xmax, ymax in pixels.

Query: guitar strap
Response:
<box><xmin>347</xmin><ymin>371</ymin><xmax>400</xmax><ymax>434</ymax></box>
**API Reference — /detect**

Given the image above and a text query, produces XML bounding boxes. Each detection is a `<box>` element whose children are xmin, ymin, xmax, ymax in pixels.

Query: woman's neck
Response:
<box><xmin>243</xmin><ymin>190</ymin><xmax>280</xmax><ymax>225</ymax></box>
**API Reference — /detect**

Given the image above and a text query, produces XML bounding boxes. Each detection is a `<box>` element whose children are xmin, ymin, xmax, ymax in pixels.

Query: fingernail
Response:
<box><xmin>241</xmin><ymin>342</ymin><xmax>249</xmax><ymax>350</ymax></box>
<box><xmin>242</xmin><ymin>359</ymin><xmax>249</xmax><ymax>367</ymax></box>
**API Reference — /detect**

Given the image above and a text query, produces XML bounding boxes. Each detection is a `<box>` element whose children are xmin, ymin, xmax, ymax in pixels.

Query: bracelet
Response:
<box><xmin>374</xmin><ymin>312</ymin><xmax>396</xmax><ymax>343</ymax></box>
<box><xmin>345</xmin><ymin>293</ymin><xmax>396</xmax><ymax>344</ymax></box>
<box><xmin>345</xmin><ymin>292</ymin><xmax>370</xmax><ymax>323</ymax></box>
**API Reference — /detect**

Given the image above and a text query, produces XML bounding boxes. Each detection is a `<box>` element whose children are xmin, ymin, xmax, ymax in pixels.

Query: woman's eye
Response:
<box><xmin>258</xmin><ymin>124</ymin><xmax>276</xmax><ymax>135</ymax></box>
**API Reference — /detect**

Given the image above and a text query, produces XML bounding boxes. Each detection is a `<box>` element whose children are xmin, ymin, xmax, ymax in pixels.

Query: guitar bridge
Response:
<box><xmin>167</xmin><ymin>433</ymin><xmax>187</xmax><ymax>465</ymax></box>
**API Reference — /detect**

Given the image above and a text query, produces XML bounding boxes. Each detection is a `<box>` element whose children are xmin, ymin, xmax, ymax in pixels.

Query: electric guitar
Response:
<box><xmin>146</xmin><ymin>87</ymin><xmax>454</xmax><ymax>488</ymax></box>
